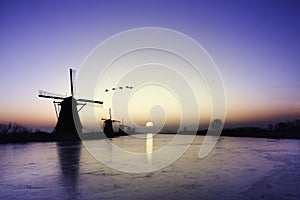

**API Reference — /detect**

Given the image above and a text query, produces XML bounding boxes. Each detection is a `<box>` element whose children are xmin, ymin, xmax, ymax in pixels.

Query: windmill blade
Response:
<box><xmin>70</xmin><ymin>68</ymin><xmax>74</xmax><ymax>97</ymax></box>
<box><xmin>112</xmin><ymin>120</ymin><xmax>121</xmax><ymax>123</ymax></box>
<box><xmin>76</xmin><ymin>98</ymin><xmax>103</xmax><ymax>104</ymax></box>
<box><xmin>101</xmin><ymin>118</ymin><xmax>108</xmax><ymax>120</ymax></box>
<box><xmin>38</xmin><ymin>90</ymin><xmax>66</xmax><ymax>100</ymax></box>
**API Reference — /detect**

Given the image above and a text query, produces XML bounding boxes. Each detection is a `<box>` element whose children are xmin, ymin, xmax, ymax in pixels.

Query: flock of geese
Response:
<box><xmin>105</xmin><ymin>86</ymin><xmax>133</xmax><ymax>92</ymax></box>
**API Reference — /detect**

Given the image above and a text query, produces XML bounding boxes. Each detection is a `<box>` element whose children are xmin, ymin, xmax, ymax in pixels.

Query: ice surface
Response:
<box><xmin>0</xmin><ymin>135</ymin><xmax>299</xmax><ymax>200</ymax></box>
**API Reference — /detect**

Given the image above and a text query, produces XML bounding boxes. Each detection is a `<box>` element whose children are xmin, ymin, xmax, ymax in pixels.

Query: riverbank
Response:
<box><xmin>0</xmin><ymin>129</ymin><xmax>299</xmax><ymax>144</ymax></box>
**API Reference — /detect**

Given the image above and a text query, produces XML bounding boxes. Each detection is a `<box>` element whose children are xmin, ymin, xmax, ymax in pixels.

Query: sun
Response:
<box><xmin>145</xmin><ymin>121</ymin><xmax>154</xmax><ymax>127</ymax></box>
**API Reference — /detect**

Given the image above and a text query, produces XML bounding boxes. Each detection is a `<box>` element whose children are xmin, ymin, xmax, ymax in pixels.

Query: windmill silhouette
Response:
<box><xmin>101</xmin><ymin>108</ymin><xmax>120</xmax><ymax>138</ymax></box>
<box><xmin>38</xmin><ymin>68</ymin><xmax>103</xmax><ymax>140</ymax></box>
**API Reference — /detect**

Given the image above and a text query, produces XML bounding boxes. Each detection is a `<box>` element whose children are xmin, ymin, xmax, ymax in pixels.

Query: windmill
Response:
<box><xmin>38</xmin><ymin>68</ymin><xmax>103</xmax><ymax>140</ymax></box>
<box><xmin>101</xmin><ymin>108</ymin><xmax>120</xmax><ymax>138</ymax></box>
<box><xmin>102</xmin><ymin>85</ymin><xmax>134</xmax><ymax>137</ymax></box>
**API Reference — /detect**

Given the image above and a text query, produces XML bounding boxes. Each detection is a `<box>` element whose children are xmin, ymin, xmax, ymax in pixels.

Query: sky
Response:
<box><xmin>0</xmin><ymin>0</ymin><xmax>299</xmax><ymax>131</ymax></box>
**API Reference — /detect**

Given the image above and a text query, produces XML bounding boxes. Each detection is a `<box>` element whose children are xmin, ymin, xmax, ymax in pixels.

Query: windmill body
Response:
<box><xmin>54</xmin><ymin>96</ymin><xmax>82</xmax><ymax>139</ymax></box>
<box><xmin>103</xmin><ymin>119</ymin><xmax>114</xmax><ymax>138</ymax></box>
<box><xmin>102</xmin><ymin>108</ymin><xmax>121</xmax><ymax>138</ymax></box>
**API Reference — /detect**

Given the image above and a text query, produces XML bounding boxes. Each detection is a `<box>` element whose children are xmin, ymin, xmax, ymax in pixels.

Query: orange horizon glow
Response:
<box><xmin>1</xmin><ymin>103</ymin><xmax>298</xmax><ymax>131</ymax></box>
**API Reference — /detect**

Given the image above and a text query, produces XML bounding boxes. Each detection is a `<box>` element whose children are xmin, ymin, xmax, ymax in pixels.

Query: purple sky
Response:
<box><xmin>0</xmin><ymin>0</ymin><xmax>299</xmax><ymax>130</ymax></box>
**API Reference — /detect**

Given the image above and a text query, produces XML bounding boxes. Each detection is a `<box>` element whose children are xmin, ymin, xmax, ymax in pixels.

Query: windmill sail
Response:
<box><xmin>38</xmin><ymin>90</ymin><xmax>66</xmax><ymax>100</ymax></box>
<box><xmin>70</xmin><ymin>68</ymin><xmax>76</xmax><ymax>96</ymax></box>
<box><xmin>77</xmin><ymin>98</ymin><xmax>103</xmax><ymax>104</ymax></box>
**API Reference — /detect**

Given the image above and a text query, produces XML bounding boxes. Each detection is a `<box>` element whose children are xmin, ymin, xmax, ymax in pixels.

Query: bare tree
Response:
<box><xmin>0</xmin><ymin>123</ymin><xmax>12</xmax><ymax>134</ymax></box>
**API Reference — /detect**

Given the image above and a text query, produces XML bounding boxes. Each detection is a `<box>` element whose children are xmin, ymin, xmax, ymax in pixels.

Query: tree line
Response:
<box><xmin>268</xmin><ymin>120</ymin><xmax>300</xmax><ymax>132</ymax></box>
<box><xmin>219</xmin><ymin>119</ymin><xmax>300</xmax><ymax>139</ymax></box>
<box><xmin>0</xmin><ymin>123</ymin><xmax>55</xmax><ymax>143</ymax></box>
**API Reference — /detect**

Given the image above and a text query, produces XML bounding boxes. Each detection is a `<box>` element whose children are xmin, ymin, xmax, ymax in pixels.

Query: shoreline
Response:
<box><xmin>0</xmin><ymin>129</ymin><xmax>299</xmax><ymax>144</ymax></box>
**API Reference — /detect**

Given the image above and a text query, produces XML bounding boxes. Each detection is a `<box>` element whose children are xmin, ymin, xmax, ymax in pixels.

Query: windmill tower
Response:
<box><xmin>38</xmin><ymin>68</ymin><xmax>103</xmax><ymax>140</ymax></box>
<box><xmin>101</xmin><ymin>108</ymin><xmax>120</xmax><ymax>138</ymax></box>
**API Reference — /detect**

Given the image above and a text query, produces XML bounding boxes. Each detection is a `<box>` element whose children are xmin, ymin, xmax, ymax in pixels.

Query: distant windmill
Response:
<box><xmin>38</xmin><ymin>68</ymin><xmax>103</xmax><ymax>140</ymax></box>
<box><xmin>101</xmin><ymin>108</ymin><xmax>120</xmax><ymax>138</ymax></box>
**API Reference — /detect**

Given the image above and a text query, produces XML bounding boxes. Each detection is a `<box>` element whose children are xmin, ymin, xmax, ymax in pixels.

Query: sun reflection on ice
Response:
<box><xmin>146</xmin><ymin>133</ymin><xmax>153</xmax><ymax>168</ymax></box>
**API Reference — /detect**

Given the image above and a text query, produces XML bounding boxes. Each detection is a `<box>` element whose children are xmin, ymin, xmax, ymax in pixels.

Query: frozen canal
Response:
<box><xmin>0</xmin><ymin>135</ymin><xmax>299</xmax><ymax>200</ymax></box>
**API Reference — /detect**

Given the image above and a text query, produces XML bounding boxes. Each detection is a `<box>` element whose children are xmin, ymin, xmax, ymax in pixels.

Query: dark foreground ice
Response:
<box><xmin>0</xmin><ymin>135</ymin><xmax>299</xmax><ymax>200</ymax></box>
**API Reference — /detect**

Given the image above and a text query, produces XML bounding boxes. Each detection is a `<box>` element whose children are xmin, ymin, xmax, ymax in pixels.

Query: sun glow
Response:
<box><xmin>146</xmin><ymin>121</ymin><xmax>154</xmax><ymax>127</ymax></box>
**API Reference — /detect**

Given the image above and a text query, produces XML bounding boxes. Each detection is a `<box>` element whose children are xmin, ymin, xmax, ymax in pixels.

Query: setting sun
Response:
<box><xmin>146</xmin><ymin>121</ymin><xmax>154</xmax><ymax>127</ymax></box>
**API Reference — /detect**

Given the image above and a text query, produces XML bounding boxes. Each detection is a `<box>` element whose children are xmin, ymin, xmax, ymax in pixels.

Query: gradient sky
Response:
<box><xmin>0</xmin><ymin>0</ymin><xmax>299</xmax><ymax>130</ymax></box>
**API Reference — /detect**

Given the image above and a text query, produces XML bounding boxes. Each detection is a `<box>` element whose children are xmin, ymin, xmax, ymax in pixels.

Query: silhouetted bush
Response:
<box><xmin>0</xmin><ymin>123</ymin><xmax>12</xmax><ymax>134</ymax></box>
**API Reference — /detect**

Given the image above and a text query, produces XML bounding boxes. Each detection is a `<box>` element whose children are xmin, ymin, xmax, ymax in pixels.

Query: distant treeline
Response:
<box><xmin>197</xmin><ymin>119</ymin><xmax>300</xmax><ymax>139</ymax></box>
<box><xmin>0</xmin><ymin>123</ymin><xmax>55</xmax><ymax>143</ymax></box>
<box><xmin>267</xmin><ymin>120</ymin><xmax>300</xmax><ymax>132</ymax></box>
